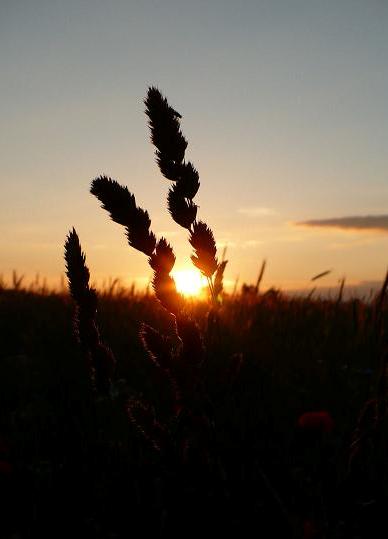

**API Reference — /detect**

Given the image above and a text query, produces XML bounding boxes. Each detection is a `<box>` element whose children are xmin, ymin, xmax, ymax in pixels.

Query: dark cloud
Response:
<box><xmin>296</xmin><ymin>215</ymin><xmax>388</xmax><ymax>232</ymax></box>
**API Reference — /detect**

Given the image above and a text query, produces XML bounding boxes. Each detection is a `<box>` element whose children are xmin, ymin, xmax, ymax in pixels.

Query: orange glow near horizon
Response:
<box><xmin>172</xmin><ymin>269</ymin><xmax>207</xmax><ymax>297</ymax></box>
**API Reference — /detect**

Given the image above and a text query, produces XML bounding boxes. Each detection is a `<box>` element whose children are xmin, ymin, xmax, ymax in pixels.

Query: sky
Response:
<box><xmin>1</xmin><ymin>0</ymin><xmax>388</xmax><ymax>292</ymax></box>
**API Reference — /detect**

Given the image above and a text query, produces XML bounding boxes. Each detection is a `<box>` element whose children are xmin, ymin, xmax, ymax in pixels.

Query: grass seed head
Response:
<box><xmin>145</xmin><ymin>86</ymin><xmax>187</xmax><ymax>163</ymax></box>
<box><xmin>149</xmin><ymin>238</ymin><xmax>176</xmax><ymax>274</ymax></box>
<box><xmin>189</xmin><ymin>221</ymin><xmax>218</xmax><ymax>277</ymax></box>
<box><xmin>152</xmin><ymin>271</ymin><xmax>184</xmax><ymax>316</ymax></box>
<box><xmin>91</xmin><ymin>176</ymin><xmax>136</xmax><ymax>227</ymax></box>
<box><xmin>91</xmin><ymin>176</ymin><xmax>156</xmax><ymax>256</ymax></box>
<box><xmin>167</xmin><ymin>183</ymin><xmax>198</xmax><ymax>230</ymax></box>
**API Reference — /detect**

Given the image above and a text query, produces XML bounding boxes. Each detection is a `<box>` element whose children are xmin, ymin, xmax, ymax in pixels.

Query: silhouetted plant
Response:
<box><xmin>145</xmin><ymin>86</ymin><xmax>227</xmax><ymax>301</ymax></box>
<box><xmin>90</xmin><ymin>160</ymin><xmax>211</xmax><ymax>456</ymax></box>
<box><xmin>64</xmin><ymin>227</ymin><xmax>115</xmax><ymax>394</ymax></box>
<box><xmin>126</xmin><ymin>397</ymin><xmax>168</xmax><ymax>452</ymax></box>
<box><xmin>85</xmin><ymin>89</ymin><xmax>235</xmax><ymax>461</ymax></box>
<box><xmin>91</xmin><ymin>176</ymin><xmax>182</xmax><ymax>315</ymax></box>
<box><xmin>213</xmin><ymin>260</ymin><xmax>228</xmax><ymax>300</ymax></box>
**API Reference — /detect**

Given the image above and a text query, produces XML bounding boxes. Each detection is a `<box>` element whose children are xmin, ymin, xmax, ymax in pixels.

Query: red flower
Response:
<box><xmin>0</xmin><ymin>436</ymin><xmax>10</xmax><ymax>454</ymax></box>
<box><xmin>0</xmin><ymin>460</ymin><xmax>13</xmax><ymax>475</ymax></box>
<box><xmin>303</xmin><ymin>519</ymin><xmax>318</xmax><ymax>539</ymax></box>
<box><xmin>297</xmin><ymin>411</ymin><xmax>334</xmax><ymax>434</ymax></box>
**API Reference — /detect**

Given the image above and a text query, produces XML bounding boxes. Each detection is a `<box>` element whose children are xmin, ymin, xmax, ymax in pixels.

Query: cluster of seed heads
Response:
<box><xmin>145</xmin><ymin>87</ymin><xmax>226</xmax><ymax>299</ymax></box>
<box><xmin>65</xmin><ymin>88</ymin><xmax>220</xmax><ymax>454</ymax></box>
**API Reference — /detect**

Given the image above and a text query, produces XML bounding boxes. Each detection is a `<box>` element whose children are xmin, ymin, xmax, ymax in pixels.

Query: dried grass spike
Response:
<box><xmin>125</xmin><ymin>206</ymin><xmax>156</xmax><ymax>256</ymax></box>
<box><xmin>176</xmin><ymin>161</ymin><xmax>200</xmax><ymax>199</ymax></box>
<box><xmin>214</xmin><ymin>260</ymin><xmax>228</xmax><ymax>299</ymax></box>
<box><xmin>127</xmin><ymin>398</ymin><xmax>167</xmax><ymax>452</ymax></box>
<box><xmin>149</xmin><ymin>238</ymin><xmax>175</xmax><ymax>274</ymax></box>
<box><xmin>91</xmin><ymin>176</ymin><xmax>156</xmax><ymax>256</ymax></box>
<box><xmin>189</xmin><ymin>221</ymin><xmax>218</xmax><ymax>277</ymax></box>
<box><xmin>168</xmin><ymin>184</ymin><xmax>197</xmax><ymax>230</ymax></box>
<box><xmin>152</xmin><ymin>271</ymin><xmax>183</xmax><ymax>315</ymax></box>
<box><xmin>64</xmin><ymin>228</ymin><xmax>115</xmax><ymax>394</ymax></box>
<box><xmin>140</xmin><ymin>323</ymin><xmax>172</xmax><ymax>372</ymax></box>
<box><xmin>64</xmin><ymin>228</ymin><xmax>92</xmax><ymax>303</ymax></box>
<box><xmin>156</xmin><ymin>156</ymin><xmax>200</xmax><ymax>199</ymax></box>
<box><xmin>145</xmin><ymin>86</ymin><xmax>187</xmax><ymax>163</ymax></box>
<box><xmin>91</xmin><ymin>176</ymin><xmax>136</xmax><ymax>227</ymax></box>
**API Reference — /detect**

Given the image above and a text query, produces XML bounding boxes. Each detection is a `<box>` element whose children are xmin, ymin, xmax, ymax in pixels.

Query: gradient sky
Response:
<box><xmin>1</xmin><ymin>0</ymin><xmax>388</xmax><ymax>291</ymax></box>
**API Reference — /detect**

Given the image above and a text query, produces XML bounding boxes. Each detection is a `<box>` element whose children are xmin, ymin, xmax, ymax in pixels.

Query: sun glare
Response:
<box><xmin>172</xmin><ymin>269</ymin><xmax>206</xmax><ymax>297</ymax></box>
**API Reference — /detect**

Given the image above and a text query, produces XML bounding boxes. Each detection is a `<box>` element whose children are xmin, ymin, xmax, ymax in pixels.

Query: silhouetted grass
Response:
<box><xmin>0</xmin><ymin>284</ymin><xmax>387</xmax><ymax>538</ymax></box>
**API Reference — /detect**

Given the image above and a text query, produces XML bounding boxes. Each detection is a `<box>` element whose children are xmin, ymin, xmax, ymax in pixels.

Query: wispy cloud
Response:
<box><xmin>296</xmin><ymin>215</ymin><xmax>388</xmax><ymax>233</ymax></box>
<box><xmin>238</xmin><ymin>207</ymin><xmax>277</xmax><ymax>217</ymax></box>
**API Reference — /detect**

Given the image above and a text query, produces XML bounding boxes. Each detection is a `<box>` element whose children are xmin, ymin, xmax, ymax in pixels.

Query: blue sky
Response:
<box><xmin>1</xmin><ymin>0</ymin><xmax>388</xmax><ymax>290</ymax></box>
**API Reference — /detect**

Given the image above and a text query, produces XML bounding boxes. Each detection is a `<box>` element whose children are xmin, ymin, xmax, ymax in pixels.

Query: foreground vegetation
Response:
<box><xmin>0</xmin><ymin>283</ymin><xmax>387</xmax><ymax>538</ymax></box>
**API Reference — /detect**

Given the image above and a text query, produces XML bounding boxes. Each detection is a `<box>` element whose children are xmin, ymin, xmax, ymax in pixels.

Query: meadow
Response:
<box><xmin>1</xmin><ymin>88</ymin><xmax>387</xmax><ymax>538</ymax></box>
<box><xmin>1</xmin><ymin>278</ymin><xmax>387</xmax><ymax>538</ymax></box>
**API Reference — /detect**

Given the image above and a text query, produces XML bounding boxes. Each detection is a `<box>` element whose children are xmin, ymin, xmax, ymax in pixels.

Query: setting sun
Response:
<box><xmin>171</xmin><ymin>269</ymin><xmax>207</xmax><ymax>297</ymax></box>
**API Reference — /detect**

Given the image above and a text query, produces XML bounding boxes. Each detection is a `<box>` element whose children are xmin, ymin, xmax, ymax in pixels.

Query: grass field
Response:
<box><xmin>1</xmin><ymin>281</ymin><xmax>387</xmax><ymax>538</ymax></box>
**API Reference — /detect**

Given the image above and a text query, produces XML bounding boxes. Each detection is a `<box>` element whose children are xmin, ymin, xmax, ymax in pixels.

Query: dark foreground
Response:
<box><xmin>0</xmin><ymin>286</ymin><xmax>387</xmax><ymax>538</ymax></box>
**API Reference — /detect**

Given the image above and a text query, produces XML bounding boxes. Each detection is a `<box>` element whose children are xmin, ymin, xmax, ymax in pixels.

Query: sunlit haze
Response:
<box><xmin>172</xmin><ymin>269</ymin><xmax>207</xmax><ymax>297</ymax></box>
<box><xmin>1</xmin><ymin>1</ymin><xmax>388</xmax><ymax>293</ymax></box>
